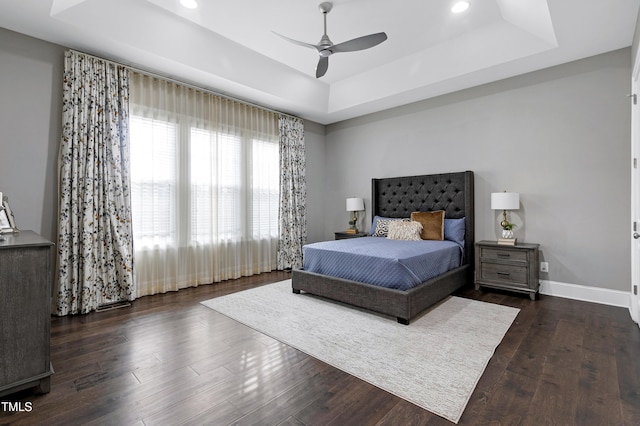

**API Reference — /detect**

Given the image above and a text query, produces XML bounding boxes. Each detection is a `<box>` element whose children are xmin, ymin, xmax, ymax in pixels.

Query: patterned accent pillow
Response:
<box><xmin>371</xmin><ymin>217</ymin><xmax>410</xmax><ymax>237</ymax></box>
<box><xmin>386</xmin><ymin>221</ymin><xmax>423</xmax><ymax>241</ymax></box>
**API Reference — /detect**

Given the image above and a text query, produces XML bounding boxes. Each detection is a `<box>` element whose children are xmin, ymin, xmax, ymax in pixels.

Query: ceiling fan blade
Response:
<box><xmin>331</xmin><ymin>32</ymin><xmax>387</xmax><ymax>53</ymax></box>
<box><xmin>272</xmin><ymin>31</ymin><xmax>319</xmax><ymax>51</ymax></box>
<box><xmin>316</xmin><ymin>56</ymin><xmax>329</xmax><ymax>78</ymax></box>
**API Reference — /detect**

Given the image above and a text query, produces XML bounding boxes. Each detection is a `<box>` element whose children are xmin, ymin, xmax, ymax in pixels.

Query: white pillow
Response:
<box><xmin>386</xmin><ymin>221</ymin><xmax>423</xmax><ymax>241</ymax></box>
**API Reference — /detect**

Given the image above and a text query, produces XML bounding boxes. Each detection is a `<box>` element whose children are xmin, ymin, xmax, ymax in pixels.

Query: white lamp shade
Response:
<box><xmin>346</xmin><ymin>197</ymin><xmax>365</xmax><ymax>212</ymax></box>
<box><xmin>491</xmin><ymin>192</ymin><xmax>519</xmax><ymax>210</ymax></box>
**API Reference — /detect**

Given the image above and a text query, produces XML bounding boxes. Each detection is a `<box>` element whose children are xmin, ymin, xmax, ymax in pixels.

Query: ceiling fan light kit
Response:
<box><xmin>180</xmin><ymin>0</ymin><xmax>198</xmax><ymax>9</ymax></box>
<box><xmin>451</xmin><ymin>1</ymin><xmax>470</xmax><ymax>14</ymax></box>
<box><xmin>273</xmin><ymin>2</ymin><xmax>388</xmax><ymax>78</ymax></box>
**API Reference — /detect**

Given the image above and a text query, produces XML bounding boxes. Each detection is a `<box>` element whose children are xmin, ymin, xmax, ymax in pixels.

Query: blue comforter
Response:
<box><xmin>302</xmin><ymin>236</ymin><xmax>462</xmax><ymax>291</ymax></box>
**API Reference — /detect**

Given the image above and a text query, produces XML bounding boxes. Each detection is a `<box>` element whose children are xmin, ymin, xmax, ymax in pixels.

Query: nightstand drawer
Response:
<box><xmin>479</xmin><ymin>263</ymin><xmax>529</xmax><ymax>287</ymax></box>
<box><xmin>480</xmin><ymin>247</ymin><xmax>528</xmax><ymax>262</ymax></box>
<box><xmin>335</xmin><ymin>231</ymin><xmax>368</xmax><ymax>240</ymax></box>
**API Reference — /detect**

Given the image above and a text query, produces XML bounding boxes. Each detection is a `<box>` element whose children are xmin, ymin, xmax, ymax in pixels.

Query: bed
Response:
<box><xmin>292</xmin><ymin>171</ymin><xmax>474</xmax><ymax>324</ymax></box>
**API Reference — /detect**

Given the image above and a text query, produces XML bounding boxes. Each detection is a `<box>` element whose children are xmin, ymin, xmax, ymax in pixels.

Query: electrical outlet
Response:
<box><xmin>540</xmin><ymin>262</ymin><xmax>549</xmax><ymax>273</ymax></box>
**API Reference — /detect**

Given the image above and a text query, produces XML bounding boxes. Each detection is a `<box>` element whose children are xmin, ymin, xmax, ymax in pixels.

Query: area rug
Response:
<box><xmin>201</xmin><ymin>280</ymin><xmax>519</xmax><ymax>423</ymax></box>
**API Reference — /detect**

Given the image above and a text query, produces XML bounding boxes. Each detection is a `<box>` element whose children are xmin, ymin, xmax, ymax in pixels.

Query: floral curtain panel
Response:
<box><xmin>277</xmin><ymin>115</ymin><xmax>307</xmax><ymax>269</ymax></box>
<box><xmin>55</xmin><ymin>50</ymin><xmax>135</xmax><ymax>315</ymax></box>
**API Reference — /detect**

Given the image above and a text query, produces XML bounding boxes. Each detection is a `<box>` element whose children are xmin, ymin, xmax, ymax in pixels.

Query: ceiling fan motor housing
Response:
<box><xmin>318</xmin><ymin>35</ymin><xmax>333</xmax><ymax>56</ymax></box>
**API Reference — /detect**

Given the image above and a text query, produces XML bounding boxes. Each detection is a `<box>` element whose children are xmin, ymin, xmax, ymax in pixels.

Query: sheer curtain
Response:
<box><xmin>56</xmin><ymin>50</ymin><xmax>135</xmax><ymax>315</ymax></box>
<box><xmin>129</xmin><ymin>72</ymin><xmax>280</xmax><ymax>296</ymax></box>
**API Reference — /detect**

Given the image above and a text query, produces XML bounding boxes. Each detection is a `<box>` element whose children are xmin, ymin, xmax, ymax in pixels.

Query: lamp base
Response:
<box><xmin>348</xmin><ymin>211</ymin><xmax>359</xmax><ymax>233</ymax></box>
<box><xmin>497</xmin><ymin>238</ymin><xmax>517</xmax><ymax>246</ymax></box>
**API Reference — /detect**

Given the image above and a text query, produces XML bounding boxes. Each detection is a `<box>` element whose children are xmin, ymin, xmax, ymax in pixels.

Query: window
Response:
<box><xmin>252</xmin><ymin>138</ymin><xmax>280</xmax><ymax>239</ymax></box>
<box><xmin>130</xmin><ymin>119</ymin><xmax>279</xmax><ymax>246</ymax></box>
<box><xmin>130</xmin><ymin>116</ymin><xmax>177</xmax><ymax>247</ymax></box>
<box><xmin>189</xmin><ymin>128</ymin><xmax>243</xmax><ymax>243</ymax></box>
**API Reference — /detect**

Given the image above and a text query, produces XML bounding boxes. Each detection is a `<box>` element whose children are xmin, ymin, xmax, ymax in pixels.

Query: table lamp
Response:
<box><xmin>346</xmin><ymin>197</ymin><xmax>364</xmax><ymax>233</ymax></box>
<box><xmin>491</xmin><ymin>191</ymin><xmax>519</xmax><ymax>244</ymax></box>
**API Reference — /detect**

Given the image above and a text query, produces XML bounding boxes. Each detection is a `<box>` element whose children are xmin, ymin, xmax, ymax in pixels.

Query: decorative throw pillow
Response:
<box><xmin>371</xmin><ymin>216</ymin><xmax>410</xmax><ymax>237</ymax></box>
<box><xmin>411</xmin><ymin>210</ymin><xmax>445</xmax><ymax>240</ymax></box>
<box><xmin>387</xmin><ymin>221</ymin><xmax>423</xmax><ymax>241</ymax></box>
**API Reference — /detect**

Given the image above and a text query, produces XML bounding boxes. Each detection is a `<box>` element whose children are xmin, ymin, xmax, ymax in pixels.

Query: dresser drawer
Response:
<box><xmin>479</xmin><ymin>263</ymin><xmax>529</xmax><ymax>287</ymax></box>
<box><xmin>480</xmin><ymin>247</ymin><xmax>528</xmax><ymax>262</ymax></box>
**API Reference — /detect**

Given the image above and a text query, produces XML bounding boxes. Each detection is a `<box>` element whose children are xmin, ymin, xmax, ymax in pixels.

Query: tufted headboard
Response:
<box><xmin>371</xmin><ymin>171</ymin><xmax>475</xmax><ymax>274</ymax></box>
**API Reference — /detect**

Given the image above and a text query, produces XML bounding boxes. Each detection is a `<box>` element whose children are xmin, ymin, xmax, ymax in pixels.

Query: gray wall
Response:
<box><xmin>0</xmin><ymin>28</ymin><xmax>64</xmax><ymax>242</ymax></box>
<box><xmin>322</xmin><ymin>48</ymin><xmax>632</xmax><ymax>292</ymax></box>
<box><xmin>302</xmin><ymin>120</ymin><xmax>327</xmax><ymax>244</ymax></box>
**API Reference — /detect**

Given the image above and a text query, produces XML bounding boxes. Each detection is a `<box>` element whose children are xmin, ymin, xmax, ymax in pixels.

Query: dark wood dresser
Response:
<box><xmin>0</xmin><ymin>231</ymin><xmax>54</xmax><ymax>397</ymax></box>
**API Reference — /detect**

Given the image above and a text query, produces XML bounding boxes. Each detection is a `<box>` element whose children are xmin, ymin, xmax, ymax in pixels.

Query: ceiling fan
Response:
<box><xmin>273</xmin><ymin>2</ymin><xmax>388</xmax><ymax>78</ymax></box>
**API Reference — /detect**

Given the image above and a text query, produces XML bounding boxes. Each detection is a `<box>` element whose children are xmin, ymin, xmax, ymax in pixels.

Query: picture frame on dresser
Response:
<box><xmin>0</xmin><ymin>198</ymin><xmax>18</xmax><ymax>233</ymax></box>
<box><xmin>0</xmin><ymin>209</ymin><xmax>10</xmax><ymax>230</ymax></box>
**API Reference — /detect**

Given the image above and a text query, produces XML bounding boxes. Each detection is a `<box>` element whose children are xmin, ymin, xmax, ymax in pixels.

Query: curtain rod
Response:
<box><xmin>68</xmin><ymin>49</ymin><xmax>300</xmax><ymax>121</ymax></box>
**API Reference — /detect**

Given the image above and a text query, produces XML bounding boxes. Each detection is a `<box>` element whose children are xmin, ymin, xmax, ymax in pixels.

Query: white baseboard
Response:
<box><xmin>539</xmin><ymin>280</ymin><xmax>630</xmax><ymax>308</ymax></box>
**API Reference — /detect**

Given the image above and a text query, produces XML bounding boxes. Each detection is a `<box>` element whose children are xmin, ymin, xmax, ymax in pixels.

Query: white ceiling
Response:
<box><xmin>0</xmin><ymin>0</ymin><xmax>638</xmax><ymax>124</ymax></box>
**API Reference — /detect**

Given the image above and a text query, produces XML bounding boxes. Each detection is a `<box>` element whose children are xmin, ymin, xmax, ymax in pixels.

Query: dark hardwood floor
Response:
<box><xmin>1</xmin><ymin>271</ymin><xmax>639</xmax><ymax>425</ymax></box>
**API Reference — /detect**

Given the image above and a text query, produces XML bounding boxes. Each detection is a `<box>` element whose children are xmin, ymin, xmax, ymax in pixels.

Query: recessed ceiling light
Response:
<box><xmin>180</xmin><ymin>0</ymin><xmax>198</xmax><ymax>9</ymax></box>
<box><xmin>451</xmin><ymin>1</ymin><xmax>469</xmax><ymax>13</ymax></box>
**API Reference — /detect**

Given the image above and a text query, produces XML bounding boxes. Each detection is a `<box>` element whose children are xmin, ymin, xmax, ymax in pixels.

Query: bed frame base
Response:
<box><xmin>292</xmin><ymin>265</ymin><xmax>469</xmax><ymax>325</ymax></box>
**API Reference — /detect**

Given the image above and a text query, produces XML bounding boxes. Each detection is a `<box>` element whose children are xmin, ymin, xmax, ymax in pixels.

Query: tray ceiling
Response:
<box><xmin>0</xmin><ymin>0</ymin><xmax>638</xmax><ymax>124</ymax></box>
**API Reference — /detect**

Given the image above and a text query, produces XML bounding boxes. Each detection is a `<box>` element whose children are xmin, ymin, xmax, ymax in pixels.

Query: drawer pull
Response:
<box><xmin>497</xmin><ymin>253</ymin><xmax>511</xmax><ymax>258</ymax></box>
<box><xmin>497</xmin><ymin>271</ymin><xmax>511</xmax><ymax>276</ymax></box>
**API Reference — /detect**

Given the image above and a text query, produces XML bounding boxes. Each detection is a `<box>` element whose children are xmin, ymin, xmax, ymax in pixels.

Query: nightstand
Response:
<box><xmin>334</xmin><ymin>231</ymin><xmax>368</xmax><ymax>240</ymax></box>
<box><xmin>474</xmin><ymin>240</ymin><xmax>540</xmax><ymax>300</ymax></box>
